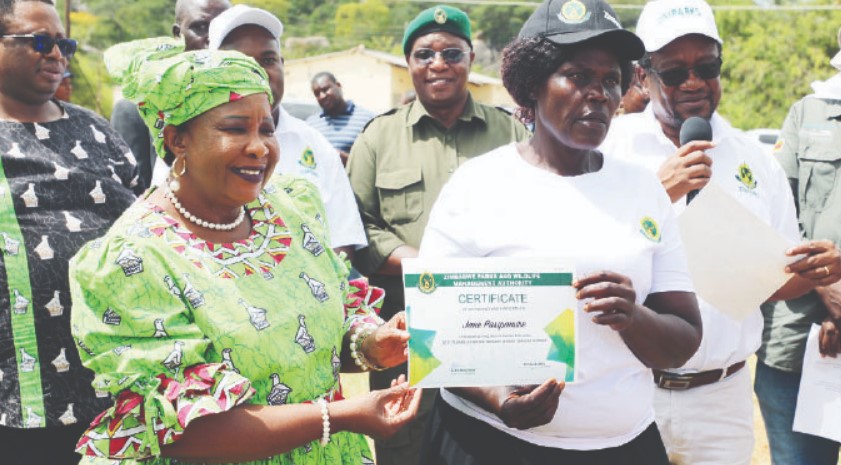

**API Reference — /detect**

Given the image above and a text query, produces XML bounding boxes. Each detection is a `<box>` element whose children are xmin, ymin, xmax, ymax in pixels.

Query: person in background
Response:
<box><xmin>601</xmin><ymin>1</ymin><xmax>841</xmax><ymax>464</ymax></box>
<box><xmin>616</xmin><ymin>63</ymin><xmax>648</xmax><ymax>115</ymax></box>
<box><xmin>0</xmin><ymin>1</ymin><xmax>139</xmax><ymax>463</ymax></box>
<box><xmin>205</xmin><ymin>5</ymin><xmax>367</xmax><ymax>262</ymax></box>
<box><xmin>306</xmin><ymin>71</ymin><xmax>375</xmax><ymax>166</ymax></box>
<box><xmin>757</xmin><ymin>25</ymin><xmax>841</xmax><ymax>465</ymax></box>
<box><xmin>418</xmin><ymin>0</ymin><xmax>701</xmax><ymax>463</ymax></box>
<box><xmin>111</xmin><ymin>0</ymin><xmax>231</xmax><ymax>190</ymax></box>
<box><xmin>54</xmin><ymin>69</ymin><xmax>72</xmax><ymax>101</ymax></box>
<box><xmin>346</xmin><ymin>5</ymin><xmax>529</xmax><ymax>465</ymax></box>
<box><xmin>71</xmin><ymin>47</ymin><xmax>421</xmax><ymax>465</ymax></box>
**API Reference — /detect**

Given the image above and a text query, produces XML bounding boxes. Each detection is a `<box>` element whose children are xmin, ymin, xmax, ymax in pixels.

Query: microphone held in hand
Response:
<box><xmin>679</xmin><ymin>117</ymin><xmax>713</xmax><ymax>204</ymax></box>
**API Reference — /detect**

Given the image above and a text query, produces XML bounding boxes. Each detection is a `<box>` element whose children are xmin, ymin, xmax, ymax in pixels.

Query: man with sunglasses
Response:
<box><xmin>601</xmin><ymin>1</ymin><xmax>841</xmax><ymax>464</ymax></box>
<box><xmin>0</xmin><ymin>1</ymin><xmax>141</xmax><ymax>463</ymax></box>
<box><xmin>347</xmin><ymin>5</ymin><xmax>529</xmax><ymax>465</ymax></box>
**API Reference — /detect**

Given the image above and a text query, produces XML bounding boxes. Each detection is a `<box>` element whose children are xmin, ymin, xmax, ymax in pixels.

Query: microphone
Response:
<box><xmin>679</xmin><ymin>116</ymin><xmax>713</xmax><ymax>204</ymax></box>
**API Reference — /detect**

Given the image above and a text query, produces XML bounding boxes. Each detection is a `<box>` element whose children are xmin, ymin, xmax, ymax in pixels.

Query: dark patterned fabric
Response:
<box><xmin>0</xmin><ymin>102</ymin><xmax>139</xmax><ymax>429</ymax></box>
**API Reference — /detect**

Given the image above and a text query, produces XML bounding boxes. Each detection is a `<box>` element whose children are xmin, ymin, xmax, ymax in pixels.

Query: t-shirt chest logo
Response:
<box><xmin>735</xmin><ymin>162</ymin><xmax>758</xmax><ymax>193</ymax></box>
<box><xmin>639</xmin><ymin>216</ymin><xmax>662</xmax><ymax>243</ymax></box>
<box><xmin>298</xmin><ymin>147</ymin><xmax>317</xmax><ymax>171</ymax></box>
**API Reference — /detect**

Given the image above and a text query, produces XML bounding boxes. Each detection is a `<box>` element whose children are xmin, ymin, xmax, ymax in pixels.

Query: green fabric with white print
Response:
<box><xmin>70</xmin><ymin>175</ymin><xmax>375</xmax><ymax>465</ymax></box>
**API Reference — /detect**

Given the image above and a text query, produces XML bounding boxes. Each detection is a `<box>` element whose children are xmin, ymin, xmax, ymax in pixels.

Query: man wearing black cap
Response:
<box><xmin>346</xmin><ymin>5</ymin><xmax>529</xmax><ymax>464</ymax></box>
<box><xmin>601</xmin><ymin>1</ymin><xmax>841</xmax><ymax>464</ymax></box>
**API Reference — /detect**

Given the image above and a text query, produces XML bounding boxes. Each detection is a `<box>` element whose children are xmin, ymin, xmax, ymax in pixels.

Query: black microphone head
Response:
<box><xmin>679</xmin><ymin>116</ymin><xmax>713</xmax><ymax>146</ymax></box>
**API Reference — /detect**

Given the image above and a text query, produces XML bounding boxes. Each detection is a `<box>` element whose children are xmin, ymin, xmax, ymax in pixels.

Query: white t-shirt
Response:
<box><xmin>600</xmin><ymin>108</ymin><xmax>800</xmax><ymax>372</ymax></box>
<box><xmin>419</xmin><ymin>143</ymin><xmax>694</xmax><ymax>450</ymax></box>
<box><xmin>274</xmin><ymin>107</ymin><xmax>366</xmax><ymax>250</ymax></box>
<box><xmin>150</xmin><ymin>108</ymin><xmax>367</xmax><ymax>250</ymax></box>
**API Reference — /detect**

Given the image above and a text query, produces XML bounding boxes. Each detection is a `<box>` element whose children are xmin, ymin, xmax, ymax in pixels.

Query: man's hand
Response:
<box><xmin>657</xmin><ymin>140</ymin><xmax>715</xmax><ymax>202</ymax></box>
<box><xmin>785</xmin><ymin>240</ymin><xmax>841</xmax><ymax>287</ymax></box>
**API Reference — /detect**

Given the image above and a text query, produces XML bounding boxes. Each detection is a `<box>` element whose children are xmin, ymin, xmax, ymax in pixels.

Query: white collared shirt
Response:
<box><xmin>274</xmin><ymin>107</ymin><xmax>366</xmax><ymax>250</ymax></box>
<box><xmin>601</xmin><ymin>108</ymin><xmax>800</xmax><ymax>372</ymax></box>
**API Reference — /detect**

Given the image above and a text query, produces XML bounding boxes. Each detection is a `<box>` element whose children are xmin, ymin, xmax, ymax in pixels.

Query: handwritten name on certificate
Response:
<box><xmin>403</xmin><ymin>257</ymin><xmax>577</xmax><ymax>388</ymax></box>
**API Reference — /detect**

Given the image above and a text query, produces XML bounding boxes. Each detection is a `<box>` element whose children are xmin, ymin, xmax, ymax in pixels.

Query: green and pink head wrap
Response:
<box><xmin>105</xmin><ymin>38</ymin><xmax>272</xmax><ymax>159</ymax></box>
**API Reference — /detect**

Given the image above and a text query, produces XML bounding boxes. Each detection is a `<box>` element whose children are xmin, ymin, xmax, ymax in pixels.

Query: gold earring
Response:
<box><xmin>169</xmin><ymin>155</ymin><xmax>187</xmax><ymax>192</ymax></box>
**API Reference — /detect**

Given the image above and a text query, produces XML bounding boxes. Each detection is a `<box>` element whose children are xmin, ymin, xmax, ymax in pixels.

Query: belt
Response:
<box><xmin>653</xmin><ymin>360</ymin><xmax>746</xmax><ymax>391</ymax></box>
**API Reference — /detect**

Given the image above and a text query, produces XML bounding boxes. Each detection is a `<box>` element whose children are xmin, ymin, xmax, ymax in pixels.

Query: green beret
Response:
<box><xmin>402</xmin><ymin>5</ymin><xmax>472</xmax><ymax>55</ymax></box>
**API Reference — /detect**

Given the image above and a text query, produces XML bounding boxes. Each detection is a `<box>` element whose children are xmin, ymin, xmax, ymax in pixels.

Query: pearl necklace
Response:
<box><xmin>163</xmin><ymin>187</ymin><xmax>247</xmax><ymax>231</ymax></box>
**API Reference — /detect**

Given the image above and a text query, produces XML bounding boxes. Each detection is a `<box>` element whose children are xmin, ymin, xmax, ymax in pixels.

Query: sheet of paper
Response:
<box><xmin>793</xmin><ymin>324</ymin><xmax>841</xmax><ymax>442</ymax></box>
<box><xmin>678</xmin><ymin>183</ymin><xmax>797</xmax><ymax>320</ymax></box>
<box><xmin>403</xmin><ymin>257</ymin><xmax>577</xmax><ymax>388</ymax></box>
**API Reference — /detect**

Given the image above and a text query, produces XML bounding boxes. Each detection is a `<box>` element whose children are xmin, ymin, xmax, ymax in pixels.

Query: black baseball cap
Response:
<box><xmin>519</xmin><ymin>0</ymin><xmax>644</xmax><ymax>61</ymax></box>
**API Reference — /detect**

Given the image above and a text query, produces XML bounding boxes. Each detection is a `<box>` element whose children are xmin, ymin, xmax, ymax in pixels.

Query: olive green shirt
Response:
<box><xmin>347</xmin><ymin>95</ymin><xmax>529</xmax><ymax>314</ymax></box>
<box><xmin>759</xmin><ymin>96</ymin><xmax>841</xmax><ymax>372</ymax></box>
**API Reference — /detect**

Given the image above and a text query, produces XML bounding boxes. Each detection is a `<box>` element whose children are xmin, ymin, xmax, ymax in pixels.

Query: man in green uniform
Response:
<box><xmin>346</xmin><ymin>5</ymin><xmax>529</xmax><ymax>464</ymax></box>
<box><xmin>756</xmin><ymin>27</ymin><xmax>841</xmax><ymax>465</ymax></box>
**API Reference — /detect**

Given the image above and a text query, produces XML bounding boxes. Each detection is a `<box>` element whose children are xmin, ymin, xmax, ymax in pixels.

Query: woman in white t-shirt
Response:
<box><xmin>416</xmin><ymin>1</ymin><xmax>702</xmax><ymax>464</ymax></box>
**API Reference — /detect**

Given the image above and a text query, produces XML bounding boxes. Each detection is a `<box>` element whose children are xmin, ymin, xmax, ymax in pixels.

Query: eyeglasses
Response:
<box><xmin>411</xmin><ymin>48</ymin><xmax>467</xmax><ymax>65</ymax></box>
<box><xmin>648</xmin><ymin>57</ymin><xmax>722</xmax><ymax>87</ymax></box>
<box><xmin>0</xmin><ymin>34</ymin><xmax>77</xmax><ymax>58</ymax></box>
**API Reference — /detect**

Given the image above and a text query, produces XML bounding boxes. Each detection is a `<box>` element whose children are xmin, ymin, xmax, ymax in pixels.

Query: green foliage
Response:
<box><xmin>715</xmin><ymin>10</ymin><xmax>841</xmax><ymax>129</ymax></box>
<box><xmin>471</xmin><ymin>5</ymin><xmax>533</xmax><ymax>50</ymax></box>
<box><xmin>334</xmin><ymin>0</ymin><xmax>392</xmax><ymax>48</ymax></box>
<box><xmin>54</xmin><ymin>0</ymin><xmax>841</xmax><ymax>132</ymax></box>
<box><xmin>67</xmin><ymin>50</ymin><xmax>114</xmax><ymax>118</ymax></box>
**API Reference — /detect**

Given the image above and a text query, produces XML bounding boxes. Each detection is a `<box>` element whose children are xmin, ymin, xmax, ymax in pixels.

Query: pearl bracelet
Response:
<box><xmin>317</xmin><ymin>398</ymin><xmax>330</xmax><ymax>446</ymax></box>
<box><xmin>349</xmin><ymin>322</ymin><xmax>385</xmax><ymax>371</ymax></box>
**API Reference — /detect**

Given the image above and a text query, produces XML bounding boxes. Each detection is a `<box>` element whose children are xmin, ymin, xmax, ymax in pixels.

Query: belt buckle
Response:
<box><xmin>658</xmin><ymin>374</ymin><xmax>692</xmax><ymax>390</ymax></box>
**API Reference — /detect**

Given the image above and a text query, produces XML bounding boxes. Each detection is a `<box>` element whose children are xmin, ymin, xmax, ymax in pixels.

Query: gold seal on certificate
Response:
<box><xmin>403</xmin><ymin>257</ymin><xmax>577</xmax><ymax>388</ymax></box>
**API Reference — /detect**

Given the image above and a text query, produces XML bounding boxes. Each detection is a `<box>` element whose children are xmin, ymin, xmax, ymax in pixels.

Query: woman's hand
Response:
<box><xmin>342</xmin><ymin>374</ymin><xmax>422</xmax><ymax>439</ymax></box>
<box><xmin>786</xmin><ymin>240</ymin><xmax>841</xmax><ymax>287</ymax></box>
<box><xmin>497</xmin><ymin>379</ymin><xmax>564</xmax><ymax>430</ymax></box>
<box><xmin>575</xmin><ymin>271</ymin><xmax>638</xmax><ymax>331</ymax></box>
<box><xmin>363</xmin><ymin>311</ymin><xmax>410</xmax><ymax>369</ymax></box>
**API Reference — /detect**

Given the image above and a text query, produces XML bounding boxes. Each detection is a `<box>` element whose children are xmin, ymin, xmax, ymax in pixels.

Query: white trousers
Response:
<box><xmin>654</xmin><ymin>367</ymin><xmax>753</xmax><ymax>465</ymax></box>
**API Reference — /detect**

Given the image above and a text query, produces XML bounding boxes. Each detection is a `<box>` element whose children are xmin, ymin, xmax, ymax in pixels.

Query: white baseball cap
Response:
<box><xmin>635</xmin><ymin>0</ymin><xmax>722</xmax><ymax>53</ymax></box>
<box><xmin>208</xmin><ymin>4</ymin><xmax>284</xmax><ymax>51</ymax></box>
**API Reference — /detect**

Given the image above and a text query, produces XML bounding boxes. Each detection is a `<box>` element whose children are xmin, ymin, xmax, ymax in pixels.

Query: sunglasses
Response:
<box><xmin>411</xmin><ymin>48</ymin><xmax>467</xmax><ymax>65</ymax></box>
<box><xmin>0</xmin><ymin>34</ymin><xmax>77</xmax><ymax>58</ymax></box>
<box><xmin>649</xmin><ymin>57</ymin><xmax>722</xmax><ymax>87</ymax></box>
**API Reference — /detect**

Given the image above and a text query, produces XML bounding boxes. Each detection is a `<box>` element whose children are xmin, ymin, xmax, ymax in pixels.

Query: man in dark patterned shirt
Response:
<box><xmin>0</xmin><ymin>1</ymin><xmax>139</xmax><ymax>463</ymax></box>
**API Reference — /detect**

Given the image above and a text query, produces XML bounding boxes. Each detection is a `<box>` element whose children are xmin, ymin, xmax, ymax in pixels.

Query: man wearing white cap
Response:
<box><xmin>757</xmin><ymin>27</ymin><xmax>841</xmax><ymax>465</ymax></box>
<box><xmin>205</xmin><ymin>4</ymin><xmax>366</xmax><ymax>260</ymax></box>
<box><xmin>601</xmin><ymin>1</ymin><xmax>841</xmax><ymax>464</ymax></box>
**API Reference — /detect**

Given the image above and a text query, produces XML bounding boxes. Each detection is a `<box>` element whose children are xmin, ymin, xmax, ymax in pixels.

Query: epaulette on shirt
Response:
<box><xmin>361</xmin><ymin>107</ymin><xmax>399</xmax><ymax>133</ymax></box>
<box><xmin>495</xmin><ymin>106</ymin><xmax>516</xmax><ymax>116</ymax></box>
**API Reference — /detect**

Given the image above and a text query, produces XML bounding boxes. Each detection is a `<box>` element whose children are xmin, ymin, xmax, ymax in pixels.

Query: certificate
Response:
<box><xmin>793</xmin><ymin>324</ymin><xmax>841</xmax><ymax>442</ymax></box>
<box><xmin>403</xmin><ymin>257</ymin><xmax>577</xmax><ymax>388</ymax></box>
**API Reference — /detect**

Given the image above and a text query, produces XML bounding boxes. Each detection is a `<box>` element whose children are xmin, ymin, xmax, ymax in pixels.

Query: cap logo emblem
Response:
<box><xmin>434</xmin><ymin>8</ymin><xmax>448</xmax><ymax>24</ymax></box>
<box><xmin>558</xmin><ymin>0</ymin><xmax>591</xmax><ymax>24</ymax></box>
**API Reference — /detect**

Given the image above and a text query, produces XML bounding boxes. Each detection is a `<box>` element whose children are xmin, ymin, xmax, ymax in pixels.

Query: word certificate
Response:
<box><xmin>403</xmin><ymin>257</ymin><xmax>577</xmax><ymax>388</ymax></box>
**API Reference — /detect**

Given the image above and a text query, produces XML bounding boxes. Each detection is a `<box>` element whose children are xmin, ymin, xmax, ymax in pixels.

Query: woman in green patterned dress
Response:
<box><xmin>68</xmin><ymin>47</ymin><xmax>420</xmax><ymax>465</ymax></box>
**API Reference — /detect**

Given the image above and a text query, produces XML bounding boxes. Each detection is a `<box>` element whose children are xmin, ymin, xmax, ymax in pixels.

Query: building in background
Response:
<box><xmin>285</xmin><ymin>45</ymin><xmax>514</xmax><ymax>115</ymax></box>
